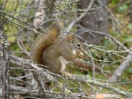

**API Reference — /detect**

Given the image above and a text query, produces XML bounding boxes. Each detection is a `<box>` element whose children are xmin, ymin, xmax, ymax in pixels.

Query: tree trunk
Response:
<box><xmin>0</xmin><ymin>31</ymin><xmax>9</xmax><ymax>99</ymax></box>
<box><xmin>77</xmin><ymin>0</ymin><xmax>109</xmax><ymax>44</ymax></box>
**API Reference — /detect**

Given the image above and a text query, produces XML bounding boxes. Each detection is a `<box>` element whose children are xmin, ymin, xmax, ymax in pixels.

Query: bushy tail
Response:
<box><xmin>31</xmin><ymin>22</ymin><xmax>64</xmax><ymax>64</ymax></box>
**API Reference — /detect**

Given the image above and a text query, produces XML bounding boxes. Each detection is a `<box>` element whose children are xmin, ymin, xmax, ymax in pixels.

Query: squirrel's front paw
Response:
<box><xmin>60</xmin><ymin>71</ymin><xmax>72</xmax><ymax>78</ymax></box>
<box><xmin>78</xmin><ymin>52</ymin><xmax>84</xmax><ymax>59</ymax></box>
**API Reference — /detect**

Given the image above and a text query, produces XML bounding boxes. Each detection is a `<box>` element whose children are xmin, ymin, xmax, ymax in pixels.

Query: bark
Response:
<box><xmin>77</xmin><ymin>0</ymin><xmax>109</xmax><ymax>44</ymax></box>
<box><xmin>0</xmin><ymin>31</ymin><xmax>9</xmax><ymax>99</ymax></box>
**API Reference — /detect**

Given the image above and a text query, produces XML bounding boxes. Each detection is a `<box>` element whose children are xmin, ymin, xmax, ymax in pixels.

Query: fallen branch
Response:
<box><xmin>10</xmin><ymin>54</ymin><xmax>132</xmax><ymax>98</ymax></box>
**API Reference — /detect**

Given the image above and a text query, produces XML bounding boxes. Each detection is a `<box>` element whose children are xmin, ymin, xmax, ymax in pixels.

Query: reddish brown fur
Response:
<box><xmin>31</xmin><ymin>22</ymin><xmax>63</xmax><ymax>64</ymax></box>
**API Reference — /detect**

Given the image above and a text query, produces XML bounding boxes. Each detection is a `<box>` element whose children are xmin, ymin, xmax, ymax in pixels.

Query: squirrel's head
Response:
<box><xmin>64</xmin><ymin>33</ymin><xmax>84</xmax><ymax>59</ymax></box>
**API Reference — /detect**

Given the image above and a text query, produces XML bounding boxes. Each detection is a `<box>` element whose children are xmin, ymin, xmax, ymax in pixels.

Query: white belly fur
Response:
<box><xmin>59</xmin><ymin>56</ymin><xmax>70</xmax><ymax>71</ymax></box>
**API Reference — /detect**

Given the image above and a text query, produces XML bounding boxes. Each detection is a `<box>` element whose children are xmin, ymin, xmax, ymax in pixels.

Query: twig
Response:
<box><xmin>83</xmin><ymin>29</ymin><xmax>132</xmax><ymax>54</ymax></box>
<box><xmin>71</xmin><ymin>75</ymin><xmax>132</xmax><ymax>97</ymax></box>
<box><xmin>10</xmin><ymin>54</ymin><xmax>132</xmax><ymax>98</ymax></box>
<box><xmin>109</xmin><ymin>53</ymin><xmax>132</xmax><ymax>82</ymax></box>
<box><xmin>66</xmin><ymin>0</ymin><xmax>94</xmax><ymax>33</ymax></box>
<box><xmin>10</xmin><ymin>54</ymin><xmax>40</xmax><ymax>71</ymax></box>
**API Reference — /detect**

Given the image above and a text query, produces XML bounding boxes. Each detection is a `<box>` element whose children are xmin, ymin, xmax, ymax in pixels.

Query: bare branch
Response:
<box><xmin>66</xmin><ymin>0</ymin><xmax>94</xmax><ymax>33</ymax></box>
<box><xmin>109</xmin><ymin>53</ymin><xmax>132</xmax><ymax>82</ymax></box>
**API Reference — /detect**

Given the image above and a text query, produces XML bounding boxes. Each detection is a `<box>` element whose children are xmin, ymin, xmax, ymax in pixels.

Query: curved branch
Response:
<box><xmin>66</xmin><ymin>0</ymin><xmax>94</xmax><ymax>33</ymax></box>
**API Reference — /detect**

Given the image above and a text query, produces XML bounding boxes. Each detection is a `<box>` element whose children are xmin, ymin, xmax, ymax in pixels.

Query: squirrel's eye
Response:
<box><xmin>76</xmin><ymin>43</ymin><xmax>80</xmax><ymax>47</ymax></box>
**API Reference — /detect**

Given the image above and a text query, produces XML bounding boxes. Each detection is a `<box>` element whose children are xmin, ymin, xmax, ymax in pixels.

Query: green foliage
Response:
<box><xmin>127</xmin><ymin>24</ymin><xmax>132</xmax><ymax>29</ymax></box>
<box><xmin>127</xmin><ymin>67</ymin><xmax>132</xmax><ymax>74</ymax></box>
<box><xmin>111</xmin><ymin>0</ymin><xmax>120</xmax><ymax>4</ymax></box>
<box><xmin>122</xmin><ymin>34</ymin><xmax>132</xmax><ymax>43</ymax></box>
<box><xmin>115</xmin><ymin>4</ymin><xmax>128</xmax><ymax>13</ymax></box>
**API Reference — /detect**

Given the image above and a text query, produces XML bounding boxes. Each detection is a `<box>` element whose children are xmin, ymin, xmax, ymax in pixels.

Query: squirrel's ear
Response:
<box><xmin>69</xmin><ymin>33</ymin><xmax>75</xmax><ymax>39</ymax></box>
<box><xmin>65</xmin><ymin>33</ymin><xmax>75</xmax><ymax>42</ymax></box>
